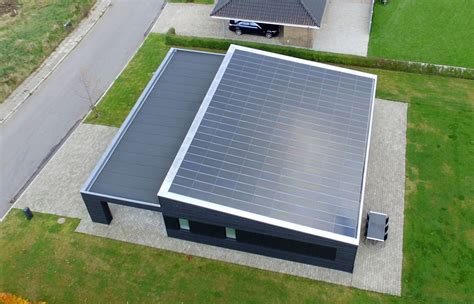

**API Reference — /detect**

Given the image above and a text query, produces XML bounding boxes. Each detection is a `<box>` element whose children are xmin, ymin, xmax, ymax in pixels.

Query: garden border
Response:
<box><xmin>165</xmin><ymin>34</ymin><xmax>474</xmax><ymax>80</ymax></box>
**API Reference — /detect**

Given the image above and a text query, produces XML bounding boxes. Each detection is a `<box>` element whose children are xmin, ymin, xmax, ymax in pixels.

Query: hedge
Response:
<box><xmin>165</xmin><ymin>34</ymin><xmax>474</xmax><ymax>80</ymax></box>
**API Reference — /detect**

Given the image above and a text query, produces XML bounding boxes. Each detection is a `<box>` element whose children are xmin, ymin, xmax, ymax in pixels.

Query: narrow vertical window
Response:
<box><xmin>179</xmin><ymin>218</ymin><xmax>190</xmax><ymax>231</ymax></box>
<box><xmin>225</xmin><ymin>227</ymin><xmax>236</xmax><ymax>239</ymax></box>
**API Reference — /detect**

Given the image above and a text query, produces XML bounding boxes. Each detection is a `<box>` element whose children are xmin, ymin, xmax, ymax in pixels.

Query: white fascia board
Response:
<box><xmin>355</xmin><ymin>77</ymin><xmax>377</xmax><ymax>245</ymax></box>
<box><xmin>81</xmin><ymin>48</ymin><xmax>178</xmax><ymax>193</ymax></box>
<box><xmin>211</xmin><ymin>15</ymin><xmax>320</xmax><ymax>29</ymax></box>
<box><xmin>160</xmin><ymin>191</ymin><xmax>359</xmax><ymax>245</ymax></box>
<box><xmin>159</xmin><ymin>44</ymin><xmax>377</xmax><ymax>246</ymax></box>
<box><xmin>81</xmin><ymin>48</ymin><xmax>225</xmax><ymax>194</ymax></box>
<box><xmin>81</xmin><ymin>190</ymin><xmax>161</xmax><ymax>209</ymax></box>
<box><xmin>231</xmin><ymin>44</ymin><xmax>377</xmax><ymax>80</ymax></box>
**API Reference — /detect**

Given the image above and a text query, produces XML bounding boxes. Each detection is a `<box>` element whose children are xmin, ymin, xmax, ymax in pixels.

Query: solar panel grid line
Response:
<box><xmin>175</xmin><ymin>166</ymin><xmax>361</xmax><ymax>218</ymax></box>
<box><xmin>201</xmin><ymin>109</ymin><xmax>367</xmax><ymax>161</ymax></box>
<box><xmin>168</xmin><ymin>184</ymin><xmax>353</xmax><ymax>235</ymax></box>
<box><xmin>159</xmin><ymin>45</ymin><xmax>376</xmax><ymax>242</ymax></box>
<box><xmin>216</xmin><ymin>78</ymin><xmax>371</xmax><ymax>126</ymax></box>
<box><xmin>169</xmin><ymin>180</ymin><xmax>358</xmax><ymax>232</ymax></box>
<box><xmin>230</xmin><ymin>62</ymin><xmax>366</xmax><ymax>100</ymax></box>
<box><xmin>233</xmin><ymin>46</ymin><xmax>377</xmax><ymax>80</ymax></box>
<box><xmin>212</xmin><ymin>94</ymin><xmax>369</xmax><ymax>137</ymax></box>
<box><xmin>204</xmin><ymin>103</ymin><xmax>366</xmax><ymax>151</ymax></box>
<box><xmin>194</xmin><ymin>120</ymin><xmax>366</xmax><ymax>181</ymax></box>
<box><xmin>207</xmin><ymin>97</ymin><xmax>368</xmax><ymax>148</ymax></box>
<box><xmin>176</xmin><ymin>157</ymin><xmax>361</xmax><ymax>211</ymax></box>
<box><xmin>190</xmin><ymin>132</ymin><xmax>364</xmax><ymax>182</ymax></box>
<box><xmin>170</xmin><ymin>178</ymin><xmax>359</xmax><ymax>234</ymax></box>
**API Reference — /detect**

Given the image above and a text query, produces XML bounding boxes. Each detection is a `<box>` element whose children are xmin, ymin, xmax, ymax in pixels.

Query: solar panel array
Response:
<box><xmin>168</xmin><ymin>48</ymin><xmax>375</xmax><ymax>238</ymax></box>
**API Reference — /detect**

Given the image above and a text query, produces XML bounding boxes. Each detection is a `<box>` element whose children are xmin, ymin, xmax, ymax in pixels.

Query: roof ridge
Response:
<box><xmin>299</xmin><ymin>0</ymin><xmax>318</xmax><ymax>24</ymax></box>
<box><xmin>211</xmin><ymin>0</ymin><xmax>232</xmax><ymax>16</ymax></box>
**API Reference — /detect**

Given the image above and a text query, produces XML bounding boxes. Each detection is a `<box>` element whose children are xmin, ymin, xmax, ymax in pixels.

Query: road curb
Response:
<box><xmin>0</xmin><ymin>0</ymin><xmax>112</xmax><ymax>125</ymax></box>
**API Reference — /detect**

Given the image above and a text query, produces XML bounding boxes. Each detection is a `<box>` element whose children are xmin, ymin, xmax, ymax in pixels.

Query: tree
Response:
<box><xmin>77</xmin><ymin>69</ymin><xmax>100</xmax><ymax>119</ymax></box>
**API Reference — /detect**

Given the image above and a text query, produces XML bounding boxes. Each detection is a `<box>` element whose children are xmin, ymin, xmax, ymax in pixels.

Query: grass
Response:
<box><xmin>0</xmin><ymin>210</ymin><xmax>387</xmax><ymax>303</ymax></box>
<box><xmin>0</xmin><ymin>0</ymin><xmax>95</xmax><ymax>103</ymax></box>
<box><xmin>369</xmin><ymin>1</ymin><xmax>474</xmax><ymax>68</ymax></box>
<box><xmin>167</xmin><ymin>0</ymin><xmax>215</xmax><ymax>4</ymax></box>
<box><xmin>85</xmin><ymin>35</ymin><xmax>169</xmax><ymax>126</ymax></box>
<box><xmin>7</xmin><ymin>34</ymin><xmax>474</xmax><ymax>302</ymax></box>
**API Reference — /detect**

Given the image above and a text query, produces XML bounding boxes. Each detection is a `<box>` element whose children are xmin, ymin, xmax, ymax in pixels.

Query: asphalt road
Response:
<box><xmin>0</xmin><ymin>0</ymin><xmax>163</xmax><ymax>218</ymax></box>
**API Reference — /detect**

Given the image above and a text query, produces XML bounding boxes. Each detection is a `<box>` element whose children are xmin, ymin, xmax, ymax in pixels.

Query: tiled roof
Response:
<box><xmin>211</xmin><ymin>0</ymin><xmax>327</xmax><ymax>28</ymax></box>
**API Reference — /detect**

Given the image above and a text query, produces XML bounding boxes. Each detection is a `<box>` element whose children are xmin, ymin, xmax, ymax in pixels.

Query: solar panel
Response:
<box><xmin>159</xmin><ymin>45</ymin><xmax>376</xmax><ymax>242</ymax></box>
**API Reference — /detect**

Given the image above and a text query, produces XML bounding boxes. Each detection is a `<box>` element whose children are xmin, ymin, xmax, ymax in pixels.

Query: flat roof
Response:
<box><xmin>81</xmin><ymin>49</ymin><xmax>224</xmax><ymax>206</ymax></box>
<box><xmin>211</xmin><ymin>0</ymin><xmax>327</xmax><ymax>28</ymax></box>
<box><xmin>159</xmin><ymin>45</ymin><xmax>376</xmax><ymax>245</ymax></box>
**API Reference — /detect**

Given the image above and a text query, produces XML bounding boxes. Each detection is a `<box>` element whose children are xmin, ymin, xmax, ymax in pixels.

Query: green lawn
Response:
<box><xmin>4</xmin><ymin>34</ymin><xmax>474</xmax><ymax>302</ymax></box>
<box><xmin>369</xmin><ymin>0</ymin><xmax>474</xmax><ymax>68</ymax></box>
<box><xmin>0</xmin><ymin>210</ymin><xmax>387</xmax><ymax>303</ymax></box>
<box><xmin>0</xmin><ymin>0</ymin><xmax>95</xmax><ymax>102</ymax></box>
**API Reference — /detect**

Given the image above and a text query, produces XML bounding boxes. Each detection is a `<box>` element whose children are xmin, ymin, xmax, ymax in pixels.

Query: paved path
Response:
<box><xmin>14</xmin><ymin>99</ymin><xmax>407</xmax><ymax>295</ymax></box>
<box><xmin>152</xmin><ymin>3</ymin><xmax>284</xmax><ymax>45</ymax></box>
<box><xmin>313</xmin><ymin>0</ymin><xmax>371</xmax><ymax>56</ymax></box>
<box><xmin>0</xmin><ymin>0</ymin><xmax>163</xmax><ymax>218</ymax></box>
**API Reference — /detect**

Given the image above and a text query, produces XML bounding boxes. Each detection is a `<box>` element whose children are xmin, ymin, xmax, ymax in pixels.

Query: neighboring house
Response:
<box><xmin>210</xmin><ymin>0</ymin><xmax>327</xmax><ymax>47</ymax></box>
<box><xmin>81</xmin><ymin>45</ymin><xmax>376</xmax><ymax>273</ymax></box>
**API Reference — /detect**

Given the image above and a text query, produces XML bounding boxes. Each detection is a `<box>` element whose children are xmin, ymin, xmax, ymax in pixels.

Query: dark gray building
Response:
<box><xmin>81</xmin><ymin>45</ymin><xmax>377</xmax><ymax>273</ymax></box>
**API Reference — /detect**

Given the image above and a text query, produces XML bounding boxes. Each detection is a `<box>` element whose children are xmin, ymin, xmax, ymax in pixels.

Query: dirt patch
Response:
<box><xmin>0</xmin><ymin>0</ymin><xmax>20</xmax><ymax>17</ymax></box>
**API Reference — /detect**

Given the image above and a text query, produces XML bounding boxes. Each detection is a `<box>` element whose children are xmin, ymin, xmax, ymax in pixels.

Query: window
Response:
<box><xmin>225</xmin><ymin>227</ymin><xmax>236</xmax><ymax>239</ymax></box>
<box><xmin>179</xmin><ymin>218</ymin><xmax>190</xmax><ymax>231</ymax></box>
<box><xmin>237</xmin><ymin>230</ymin><xmax>337</xmax><ymax>260</ymax></box>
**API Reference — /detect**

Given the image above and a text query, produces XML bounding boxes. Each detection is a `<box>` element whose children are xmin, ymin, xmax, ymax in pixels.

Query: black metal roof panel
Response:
<box><xmin>211</xmin><ymin>0</ymin><xmax>327</xmax><ymax>28</ymax></box>
<box><xmin>159</xmin><ymin>45</ymin><xmax>376</xmax><ymax>244</ymax></box>
<box><xmin>82</xmin><ymin>49</ymin><xmax>224</xmax><ymax>205</ymax></box>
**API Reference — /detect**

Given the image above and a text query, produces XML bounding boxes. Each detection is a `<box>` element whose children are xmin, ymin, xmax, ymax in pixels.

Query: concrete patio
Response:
<box><xmin>153</xmin><ymin>1</ymin><xmax>372</xmax><ymax>56</ymax></box>
<box><xmin>152</xmin><ymin>3</ymin><xmax>284</xmax><ymax>46</ymax></box>
<box><xmin>14</xmin><ymin>98</ymin><xmax>407</xmax><ymax>296</ymax></box>
<box><xmin>313</xmin><ymin>0</ymin><xmax>372</xmax><ymax>56</ymax></box>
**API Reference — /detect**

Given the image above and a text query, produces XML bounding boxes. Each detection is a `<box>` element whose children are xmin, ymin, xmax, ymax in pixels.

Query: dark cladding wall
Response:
<box><xmin>160</xmin><ymin>197</ymin><xmax>358</xmax><ymax>272</ymax></box>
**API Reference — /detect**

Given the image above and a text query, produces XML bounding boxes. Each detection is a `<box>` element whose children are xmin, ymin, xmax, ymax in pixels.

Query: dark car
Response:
<box><xmin>229</xmin><ymin>20</ymin><xmax>280</xmax><ymax>39</ymax></box>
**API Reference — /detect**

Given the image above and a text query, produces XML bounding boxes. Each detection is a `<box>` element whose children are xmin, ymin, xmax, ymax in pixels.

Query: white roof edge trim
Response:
<box><xmin>160</xmin><ymin>191</ymin><xmax>359</xmax><ymax>245</ymax></box>
<box><xmin>81</xmin><ymin>190</ymin><xmax>161</xmax><ymax>209</ymax></box>
<box><xmin>211</xmin><ymin>16</ymin><xmax>320</xmax><ymax>29</ymax></box>
<box><xmin>159</xmin><ymin>45</ymin><xmax>237</xmax><ymax>196</ymax></box>
<box><xmin>158</xmin><ymin>44</ymin><xmax>377</xmax><ymax>245</ymax></box>
<box><xmin>355</xmin><ymin>77</ymin><xmax>377</xmax><ymax>245</ymax></box>
<box><xmin>81</xmin><ymin>48</ymin><xmax>225</xmax><ymax>194</ymax></box>
<box><xmin>81</xmin><ymin>48</ymin><xmax>178</xmax><ymax>193</ymax></box>
<box><xmin>230</xmin><ymin>44</ymin><xmax>378</xmax><ymax>80</ymax></box>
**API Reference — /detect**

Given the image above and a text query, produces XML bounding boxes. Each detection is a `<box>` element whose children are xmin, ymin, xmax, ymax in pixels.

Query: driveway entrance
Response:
<box><xmin>313</xmin><ymin>0</ymin><xmax>372</xmax><ymax>56</ymax></box>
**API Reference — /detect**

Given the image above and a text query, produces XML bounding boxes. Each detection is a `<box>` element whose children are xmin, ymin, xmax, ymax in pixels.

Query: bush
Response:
<box><xmin>165</xmin><ymin>34</ymin><xmax>474</xmax><ymax>80</ymax></box>
<box><xmin>167</xmin><ymin>27</ymin><xmax>176</xmax><ymax>35</ymax></box>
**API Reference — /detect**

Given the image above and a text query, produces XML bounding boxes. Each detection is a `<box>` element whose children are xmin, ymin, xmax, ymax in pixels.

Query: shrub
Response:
<box><xmin>165</xmin><ymin>34</ymin><xmax>474</xmax><ymax>79</ymax></box>
<box><xmin>167</xmin><ymin>27</ymin><xmax>176</xmax><ymax>35</ymax></box>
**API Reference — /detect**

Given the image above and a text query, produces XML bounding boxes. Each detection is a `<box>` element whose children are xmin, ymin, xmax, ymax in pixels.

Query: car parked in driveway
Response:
<box><xmin>229</xmin><ymin>20</ymin><xmax>280</xmax><ymax>39</ymax></box>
